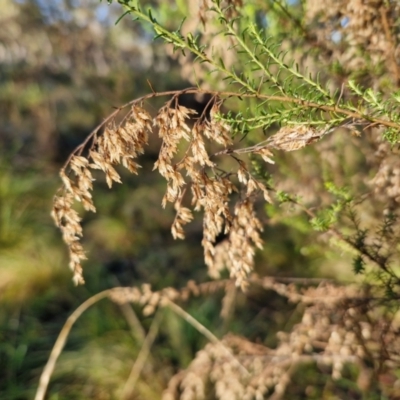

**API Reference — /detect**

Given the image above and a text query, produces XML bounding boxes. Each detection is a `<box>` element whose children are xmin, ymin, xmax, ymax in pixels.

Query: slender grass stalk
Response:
<box><xmin>121</xmin><ymin>310</ymin><xmax>163</xmax><ymax>399</ymax></box>
<box><xmin>34</xmin><ymin>290</ymin><xmax>112</xmax><ymax>400</ymax></box>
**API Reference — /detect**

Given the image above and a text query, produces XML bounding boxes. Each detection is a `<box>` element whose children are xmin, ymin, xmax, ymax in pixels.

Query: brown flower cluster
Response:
<box><xmin>109</xmin><ymin>278</ymin><xmax>400</xmax><ymax>399</ymax></box>
<box><xmin>209</xmin><ymin>200</ymin><xmax>264</xmax><ymax>289</ymax></box>
<box><xmin>265</xmin><ymin>125</ymin><xmax>325</xmax><ymax>152</ymax></box>
<box><xmin>154</xmin><ymin>102</ymin><xmax>273</xmax><ymax>288</ymax></box>
<box><xmin>156</xmin><ymin>279</ymin><xmax>400</xmax><ymax>400</ymax></box>
<box><xmin>305</xmin><ymin>0</ymin><xmax>400</xmax><ymax>85</ymax></box>
<box><xmin>370</xmin><ymin>139</ymin><xmax>400</xmax><ymax>203</ymax></box>
<box><xmin>51</xmin><ymin>105</ymin><xmax>152</xmax><ymax>284</ymax></box>
<box><xmin>110</xmin><ymin>279</ymin><xmax>229</xmax><ymax>316</ymax></box>
<box><xmin>53</xmin><ymin>96</ymin><xmax>284</xmax><ymax>286</ymax></box>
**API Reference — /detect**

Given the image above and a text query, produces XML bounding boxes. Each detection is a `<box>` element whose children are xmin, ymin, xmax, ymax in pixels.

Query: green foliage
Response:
<box><xmin>112</xmin><ymin>0</ymin><xmax>400</xmax><ymax>144</ymax></box>
<box><xmin>310</xmin><ymin>183</ymin><xmax>352</xmax><ymax>231</ymax></box>
<box><xmin>352</xmin><ymin>255</ymin><xmax>365</xmax><ymax>275</ymax></box>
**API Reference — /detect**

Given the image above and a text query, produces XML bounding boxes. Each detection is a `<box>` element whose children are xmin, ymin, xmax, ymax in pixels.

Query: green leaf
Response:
<box><xmin>352</xmin><ymin>255</ymin><xmax>365</xmax><ymax>275</ymax></box>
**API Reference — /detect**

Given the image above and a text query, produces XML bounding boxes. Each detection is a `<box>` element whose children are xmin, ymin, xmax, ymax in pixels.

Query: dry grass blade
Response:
<box><xmin>122</xmin><ymin>310</ymin><xmax>163</xmax><ymax>400</ymax></box>
<box><xmin>34</xmin><ymin>290</ymin><xmax>112</xmax><ymax>400</ymax></box>
<box><xmin>165</xmin><ymin>299</ymin><xmax>250</xmax><ymax>378</ymax></box>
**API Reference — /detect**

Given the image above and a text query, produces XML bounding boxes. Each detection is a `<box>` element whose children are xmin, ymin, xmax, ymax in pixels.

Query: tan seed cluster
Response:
<box><xmin>154</xmin><ymin>105</ymin><xmax>194</xmax><ymax>207</ymax></box>
<box><xmin>152</xmin><ymin>102</ymin><xmax>266</xmax><ymax>285</ymax></box>
<box><xmin>227</xmin><ymin>200</ymin><xmax>263</xmax><ymax>289</ymax></box>
<box><xmin>161</xmin><ymin>280</ymin><xmax>400</xmax><ymax>400</ymax></box>
<box><xmin>370</xmin><ymin>142</ymin><xmax>400</xmax><ymax>203</ymax></box>
<box><xmin>52</xmin><ymin>105</ymin><xmax>152</xmax><ymax>284</ymax></box>
<box><xmin>265</xmin><ymin>125</ymin><xmax>324</xmax><ymax>152</ymax></box>
<box><xmin>305</xmin><ymin>0</ymin><xmax>398</xmax><ymax>81</ymax></box>
<box><xmin>54</xmin><ymin>93</ymin><xmax>331</xmax><ymax>286</ymax></box>
<box><xmin>110</xmin><ymin>279</ymin><xmax>229</xmax><ymax>316</ymax></box>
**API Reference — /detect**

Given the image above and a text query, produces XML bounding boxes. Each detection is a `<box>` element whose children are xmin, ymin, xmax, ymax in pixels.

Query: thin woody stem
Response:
<box><xmin>62</xmin><ymin>88</ymin><xmax>400</xmax><ymax>171</ymax></box>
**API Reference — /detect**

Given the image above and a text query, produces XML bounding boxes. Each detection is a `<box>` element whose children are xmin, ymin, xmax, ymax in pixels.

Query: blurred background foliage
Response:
<box><xmin>0</xmin><ymin>0</ymin><xmax>376</xmax><ymax>399</ymax></box>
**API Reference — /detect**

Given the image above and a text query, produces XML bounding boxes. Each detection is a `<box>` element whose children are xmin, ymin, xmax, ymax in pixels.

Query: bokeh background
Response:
<box><xmin>0</xmin><ymin>1</ymin><xmax>349</xmax><ymax>398</ymax></box>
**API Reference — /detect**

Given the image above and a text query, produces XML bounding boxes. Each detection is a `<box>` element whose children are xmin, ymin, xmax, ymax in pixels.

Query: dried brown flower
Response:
<box><xmin>52</xmin><ymin>93</ymin><xmax>340</xmax><ymax>287</ymax></box>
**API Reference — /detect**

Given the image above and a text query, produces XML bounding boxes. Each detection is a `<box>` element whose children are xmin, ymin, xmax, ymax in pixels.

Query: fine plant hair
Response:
<box><xmin>47</xmin><ymin>0</ymin><xmax>400</xmax><ymax>398</ymax></box>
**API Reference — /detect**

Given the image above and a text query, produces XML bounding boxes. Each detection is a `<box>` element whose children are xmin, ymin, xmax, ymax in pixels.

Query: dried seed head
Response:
<box><xmin>267</xmin><ymin>126</ymin><xmax>324</xmax><ymax>152</ymax></box>
<box><xmin>54</xmin><ymin>95</ymin><xmax>279</xmax><ymax>287</ymax></box>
